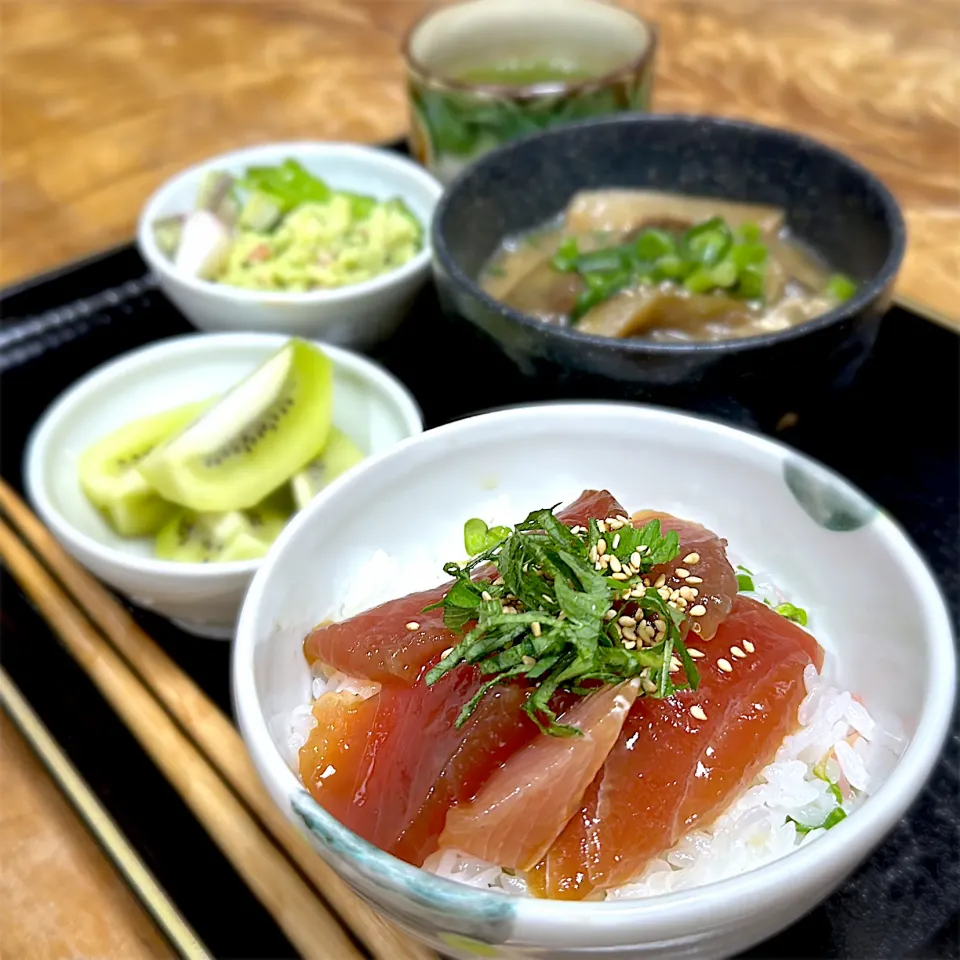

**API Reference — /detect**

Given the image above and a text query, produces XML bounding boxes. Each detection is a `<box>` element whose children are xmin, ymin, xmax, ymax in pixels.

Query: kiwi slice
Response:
<box><xmin>290</xmin><ymin>427</ymin><xmax>365</xmax><ymax>511</ymax></box>
<box><xmin>78</xmin><ymin>400</ymin><xmax>208</xmax><ymax>537</ymax></box>
<box><xmin>138</xmin><ymin>339</ymin><xmax>333</xmax><ymax>512</ymax></box>
<box><xmin>155</xmin><ymin>494</ymin><xmax>291</xmax><ymax>563</ymax></box>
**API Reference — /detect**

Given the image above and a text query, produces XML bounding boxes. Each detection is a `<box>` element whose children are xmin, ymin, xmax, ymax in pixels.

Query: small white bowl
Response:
<box><xmin>24</xmin><ymin>332</ymin><xmax>423</xmax><ymax>638</ymax></box>
<box><xmin>233</xmin><ymin>402</ymin><xmax>955</xmax><ymax>960</ymax></box>
<box><xmin>137</xmin><ymin>143</ymin><xmax>443</xmax><ymax>350</ymax></box>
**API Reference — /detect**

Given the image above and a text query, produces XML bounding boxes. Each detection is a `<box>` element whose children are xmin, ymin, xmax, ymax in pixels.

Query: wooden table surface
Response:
<box><xmin>0</xmin><ymin>0</ymin><xmax>957</xmax><ymax>954</ymax></box>
<box><xmin>1</xmin><ymin>0</ymin><xmax>958</xmax><ymax>324</ymax></box>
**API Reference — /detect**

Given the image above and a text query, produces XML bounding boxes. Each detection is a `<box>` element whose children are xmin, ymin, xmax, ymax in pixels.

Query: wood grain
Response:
<box><xmin>0</xmin><ymin>517</ymin><xmax>366</xmax><ymax>960</ymax></box>
<box><xmin>0</xmin><ymin>0</ymin><xmax>957</xmax><ymax>324</ymax></box>
<box><xmin>0</xmin><ymin>711</ymin><xmax>176</xmax><ymax>960</ymax></box>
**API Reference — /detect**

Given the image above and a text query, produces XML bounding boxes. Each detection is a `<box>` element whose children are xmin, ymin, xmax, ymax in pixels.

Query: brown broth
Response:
<box><xmin>479</xmin><ymin>190</ymin><xmax>842</xmax><ymax>342</ymax></box>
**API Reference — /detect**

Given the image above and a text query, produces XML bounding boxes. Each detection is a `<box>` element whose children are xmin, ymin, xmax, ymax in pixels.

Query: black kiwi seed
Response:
<box><xmin>201</xmin><ymin>396</ymin><xmax>297</xmax><ymax>469</ymax></box>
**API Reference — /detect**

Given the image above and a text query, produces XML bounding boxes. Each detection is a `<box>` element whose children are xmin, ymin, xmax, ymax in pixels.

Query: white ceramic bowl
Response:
<box><xmin>25</xmin><ymin>332</ymin><xmax>423</xmax><ymax>638</ymax></box>
<box><xmin>233</xmin><ymin>403</ymin><xmax>955</xmax><ymax>959</ymax></box>
<box><xmin>137</xmin><ymin>143</ymin><xmax>443</xmax><ymax>350</ymax></box>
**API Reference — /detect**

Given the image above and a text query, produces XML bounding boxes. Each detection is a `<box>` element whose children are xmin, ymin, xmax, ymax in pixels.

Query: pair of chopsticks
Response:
<box><xmin>0</xmin><ymin>478</ymin><xmax>435</xmax><ymax>960</ymax></box>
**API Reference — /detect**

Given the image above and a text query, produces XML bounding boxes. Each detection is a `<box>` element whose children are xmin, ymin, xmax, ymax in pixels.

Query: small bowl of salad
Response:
<box><xmin>137</xmin><ymin>143</ymin><xmax>444</xmax><ymax>350</ymax></box>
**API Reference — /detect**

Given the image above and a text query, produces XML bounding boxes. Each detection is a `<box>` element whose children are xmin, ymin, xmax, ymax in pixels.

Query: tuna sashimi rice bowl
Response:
<box><xmin>282</xmin><ymin>488</ymin><xmax>905</xmax><ymax>902</ymax></box>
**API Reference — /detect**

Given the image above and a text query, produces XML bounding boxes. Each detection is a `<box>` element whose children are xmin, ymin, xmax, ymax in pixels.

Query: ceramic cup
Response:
<box><xmin>403</xmin><ymin>0</ymin><xmax>657</xmax><ymax>184</ymax></box>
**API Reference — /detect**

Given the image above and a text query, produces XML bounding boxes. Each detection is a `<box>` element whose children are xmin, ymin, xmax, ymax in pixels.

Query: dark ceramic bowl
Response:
<box><xmin>430</xmin><ymin>114</ymin><xmax>906</xmax><ymax>427</ymax></box>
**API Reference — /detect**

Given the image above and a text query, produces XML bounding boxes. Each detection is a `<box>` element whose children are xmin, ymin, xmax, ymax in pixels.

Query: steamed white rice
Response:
<box><xmin>287</xmin><ymin>531</ymin><xmax>905</xmax><ymax>901</ymax></box>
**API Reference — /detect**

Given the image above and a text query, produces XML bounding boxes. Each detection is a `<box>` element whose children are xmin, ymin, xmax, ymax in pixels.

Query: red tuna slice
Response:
<box><xmin>304</xmin><ymin>490</ymin><xmax>627</xmax><ymax>685</ymax></box>
<box><xmin>437</xmin><ymin>679</ymin><xmax>640</xmax><ymax>872</ymax></box>
<box><xmin>534</xmin><ymin>596</ymin><xmax>823</xmax><ymax>898</ymax></box>
<box><xmin>300</xmin><ymin>663</ymin><xmax>543</xmax><ymax>866</ymax></box>
<box><xmin>631</xmin><ymin>510</ymin><xmax>738</xmax><ymax>642</ymax></box>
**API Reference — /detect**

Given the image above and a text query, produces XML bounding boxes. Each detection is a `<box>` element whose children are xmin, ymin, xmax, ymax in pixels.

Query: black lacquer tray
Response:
<box><xmin>1</xmin><ymin>233</ymin><xmax>957</xmax><ymax>960</ymax></box>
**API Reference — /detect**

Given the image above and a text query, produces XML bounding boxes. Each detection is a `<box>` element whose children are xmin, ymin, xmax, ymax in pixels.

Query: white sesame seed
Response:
<box><xmin>689</xmin><ymin>604</ymin><xmax>707</xmax><ymax>617</ymax></box>
<box><xmin>618</xmin><ymin>615</ymin><xmax>637</xmax><ymax>627</ymax></box>
<box><xmin>674</xmin><ymin>568</ymin><xmax>690</xmax><ymax>579</ymax></box>
<box><xmin>612</xmin><ymin>533</ymin><xmax>621</xmax><ymax>549</ymax></box>
<box><xmin>611</xmin><ymin>571</ymin><xmax>628</xmax><ymax>581</ymax></box>
<box><xmin>731</xmin><ymin>645</ymin><xmax>746</xmax><ymax>659</ymax></box>
<box><xmin>683</xmin><ymin>553</ymin><xmax>700</xmax><ymax>565</ymax></box>
<box><xmin>641</xmin><ymin>677</ymin><xmax>657</xmax><ymax>693</ymax></box>
<box><xmin>690</xmin><ymin>705</ymin><xmax>707</xmax><ymax>721</ymax></box>
<box><xmin>405</xmin><ymin>621</ymin><xmax>420</xmax><ymax>631</ymax></box>
<box><xmin>717</xmin><ymin>658</ymin><xmax>733</xmax><ymax>673</ymax></box>
<box><xmin>609</xmin><ymin>555</ymin><xmax>622</xmax><ymax>573</ymax></box>
<box><xmin>481</xmin><ymin>591</ymin><xmax>492</xmax><ymax>602</ymax></box>
<box><xmin>531</xmin><ymin>621</ymin><xmax>542</xmax><ymax>638</ymax></box>
<box><xmin>743</xmin><ymin>639</ymin><xmax>755</xmax><ymax>653</ymax></box>
<box><xmin>654</xmin><ymin>574</ymin><xmax>666</xmax><ymax>589</ymax></box>
<box><xmin>685</xmin><ymin>576</ymin><xmax>703</xmax><ymax>584</ymax></box>
<box><xmin>688</xmin><ymin>648</ymin><xmax>704</xmax><ymax>658</ymax></box>
<box><xmin>597</xmin><ymin>539</ymin><xmax>607</xmax><ymax>556</ymax></box>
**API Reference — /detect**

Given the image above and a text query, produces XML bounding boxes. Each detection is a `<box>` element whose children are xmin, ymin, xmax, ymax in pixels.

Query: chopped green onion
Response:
<box><xmin>736</xmin><ymin>573</ymin><xmax>755</xmax><ymax>592</ymax></box>
<box><xmin>551</xmin><ymin>237</ymin><xmax>580</xmax><ymax>272</ymax></box>
<box><xmin>634</xmin><ymin>228</ymin><xmax>676</xmax><ymax>262</ymax></box>
<box><xmin>681</xmin><ymin>216</ymin><xmax>733</xmax><ymax>266</ymax></box>
<box><xmin>463</xmin><ymin>518</ymin><xmax>510</xmax><ymax>556</ymax></box>
<box><xmin>775</xmin><ymin>602</ymin><xmax>808</xmax><ymax>626</ymax></box>
<box><xmin>826</xmin><ymin>273</ymin><xmax>857</xmax><ymax>302</ymax></box>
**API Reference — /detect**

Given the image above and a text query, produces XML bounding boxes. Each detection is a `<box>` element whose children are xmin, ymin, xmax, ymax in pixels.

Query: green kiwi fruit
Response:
<box><xmin>290</xmin><ymin>427</ymin><xmax>365</xmax><ymax>511</ymax></box>
<box><xmin>138</xmin><ymin>339</ymin><xmax>333</xmax><ymax>512</ymax></box>
<box><xmin>154</xmin><ymin>492</ymin><xmax>291</xmax><ymax>563</ymax></box>
<box><xmin>78</xmin><ymin>400</ymin><xmax>209</xmax><ymax>537</ymax></box>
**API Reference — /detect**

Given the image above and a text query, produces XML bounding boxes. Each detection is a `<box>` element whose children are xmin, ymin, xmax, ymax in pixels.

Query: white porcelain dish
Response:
<box><xmin>137</xmin><ymin>143</ymin><xmax>443</xmax><ymax>350</ymax></box>
<box><xmin>24</xmin><ymin>332</ymin><xmax>423</xmax><ymax>638</ymax></box>
<box><xmin>233</xmin><ymin>402</ymin><xmax>955</xmax><ymax>960</ymax></box>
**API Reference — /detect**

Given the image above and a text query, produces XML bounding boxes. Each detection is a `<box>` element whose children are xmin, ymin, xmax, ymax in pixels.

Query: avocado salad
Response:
<box><xmin>153</xmin><ymin>159</ymin><xmax>424</xmax><ymax>292</ymax></box>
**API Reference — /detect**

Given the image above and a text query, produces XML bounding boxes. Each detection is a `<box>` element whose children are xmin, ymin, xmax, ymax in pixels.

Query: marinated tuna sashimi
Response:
<box><xmin>303</xmin><ymin>489</ymin><xmax>627</xmax><ymax>685</ymax></box>
<box><xmin>630</xmin><ymin>510</ymin><xmax>737</xmax><ymax>642</ymax></box>
<box><xmin>535</xmin><ymin>596</ymin><xmax>823</xmax><ymax>898</ymax></box>
<box><xmin>438</xmin><ymin>679</ymin><xmax>640</xmax><ymax>871</ymax></box>
<box><xmin>295</xmin><ymin>491</ymin><xmax>849</xmax><ymax>904</ymax></box>
<box><xmin>301</xmin><ymin>662</ymin><xmax>544</xmax><ymax>864</ymax></box>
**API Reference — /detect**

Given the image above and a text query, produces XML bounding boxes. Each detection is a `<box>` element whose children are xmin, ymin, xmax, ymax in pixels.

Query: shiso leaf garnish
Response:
<box><xmin>422</xmin><ymin>506</ymin><xmax>698</xmax><ymax>736</ymax></box>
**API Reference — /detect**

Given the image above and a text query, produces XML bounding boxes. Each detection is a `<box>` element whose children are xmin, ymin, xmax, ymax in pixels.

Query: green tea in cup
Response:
<box><xmin>403</xmin><ymin>0</ymin><xmax>657</xmax><ymax>183</ymax></box>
